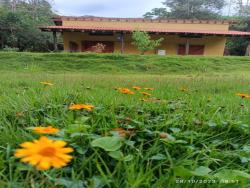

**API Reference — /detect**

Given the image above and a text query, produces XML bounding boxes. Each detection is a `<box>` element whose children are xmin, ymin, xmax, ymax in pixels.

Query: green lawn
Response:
<box><xmin>0</xmin><ymin>53</ymin><xmax>250</xmax><ymax>188</ymax></box>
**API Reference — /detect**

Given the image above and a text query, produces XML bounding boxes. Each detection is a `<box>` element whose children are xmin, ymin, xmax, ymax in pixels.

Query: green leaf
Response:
<box><xmin>242</xmin><ymin>145</ymin><xmax>250</xmax><ymax>153</ymax></box>
<box><xmin>54</xmin><ymin>178</ymin><xmax>84</xmax><ymax>188</ymax></box>
<box><xmin>92</xmin><ymin>176</ymin><xmax>107</xmax><ymax>188</ymax></box>
<box><xmin>66</xmin><ymin>124</ymin><xmax>90</xmax><ymax>134</ymax></box>
<box><xmin>214</xmin><ymin>169</ymin><xmax>250</xmax><ymax>180</ymax></box>
<box><xmin>169</xmin><ymin>127</ymin><xmax>181</xmax><ymax>133</ymax></box>
<box><xmin>149</xmin><ymin>154</ymin><xmax>166</xmax><ymax>160</ymax></box>
<box><xmin>173</xmin><ymin>166</ymin><xmax>193</xmax><ymax>177</ymax></box>
<box><xmin>108</xmin><ymin>151</ymin><xmax>123</xmax><ymax>160</ymax></box>
<box><xmin>240</xmin><ymin>157</ymin><xmax>250</xmax><ymax>163</ymax></box>
<box><xmin>192</xmin><ymin>166</ymin><xmax>212</xmax><ymax>176</ymax></box>
<box><xmin>75</xmin><ymin>116</ymin><xmax>90</xmax><ymax>124</ymax></box>
<box><xmin>124</xmin><ymin>154</ymin><xmax>134</xmax><ymax>162</ymax></box>
<box><xmin>91</xmin><ymin>137</ymin><xmax>123</xmax><ymax>152</ymax></box>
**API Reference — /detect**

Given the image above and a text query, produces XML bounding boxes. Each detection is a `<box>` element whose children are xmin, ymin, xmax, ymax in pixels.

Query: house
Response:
<box><xmin>40</xmin><ymin>16</ymin><xmax>250</xmax><ymax>56</ymax></box>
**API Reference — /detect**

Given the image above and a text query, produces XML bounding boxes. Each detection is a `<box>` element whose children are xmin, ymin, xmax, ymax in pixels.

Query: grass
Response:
<box><xmin>0</xmin><ymin>52</ymin><xmax>250</xmax><ymax>74</ymax></box>
<box><xmin>0</xmin><ymin>52</ymin><xmax>249</xmax><ymax>187</ymax></box>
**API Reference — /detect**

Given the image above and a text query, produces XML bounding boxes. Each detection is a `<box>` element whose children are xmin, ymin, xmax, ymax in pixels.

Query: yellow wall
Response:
<box><xmin>62</xmin><ymin>32</ymin><xmax>226</xmax><ymax>56</ymax></box>
<box><xmin>63</xmin><ymin>20</ymin><xmax>229</xmax><ymax>32</ymax></box>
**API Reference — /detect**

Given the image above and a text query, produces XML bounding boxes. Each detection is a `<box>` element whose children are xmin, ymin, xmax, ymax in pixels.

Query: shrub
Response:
<box><xmin>132</xmin><ymin>31</ymin><xmax>164</xmax><ymax>55</ymax></box>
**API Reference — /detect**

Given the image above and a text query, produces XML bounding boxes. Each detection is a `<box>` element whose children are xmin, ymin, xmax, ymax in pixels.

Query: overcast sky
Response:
<box><xmin>51</xmin><ymin>0</ymin><xmax>247</xmax><ymax>18</ymax></box>
<box><xmin>52</xmin><ymin>0</ymin><xmax>163</xmax><ymax>17</ymax></box>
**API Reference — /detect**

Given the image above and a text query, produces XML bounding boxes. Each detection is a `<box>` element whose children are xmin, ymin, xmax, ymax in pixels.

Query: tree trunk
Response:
<box><xmin>11</xmin><ymin>0</ymin><xmax>16</xmax><ymax>12</ymax></box>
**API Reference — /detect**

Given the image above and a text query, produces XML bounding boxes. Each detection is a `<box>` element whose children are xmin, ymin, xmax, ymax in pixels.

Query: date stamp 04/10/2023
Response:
<box><xmin>176</xmin><ymin>179</ymin><xmax>240</xmax><ymax>184</ymax></box>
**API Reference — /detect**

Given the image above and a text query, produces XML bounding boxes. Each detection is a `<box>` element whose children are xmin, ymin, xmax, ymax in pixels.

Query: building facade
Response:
<box><xmin>40</xmin><ymin>16</ymin><xmax>250</xmax><ymax>56</ymax></box>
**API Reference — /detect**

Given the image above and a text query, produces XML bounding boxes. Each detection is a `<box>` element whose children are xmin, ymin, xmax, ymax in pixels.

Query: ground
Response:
<box><xmin>0</xmin><ymin>53</ymin><xmax>249</xmax><ymax>188</ymax></box>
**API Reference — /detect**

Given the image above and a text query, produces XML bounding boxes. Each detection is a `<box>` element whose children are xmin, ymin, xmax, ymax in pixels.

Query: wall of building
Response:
<box><xmin>62</xmin><ymin>32</ymin><xmax>226</xmax><ymax>56</ymax></box>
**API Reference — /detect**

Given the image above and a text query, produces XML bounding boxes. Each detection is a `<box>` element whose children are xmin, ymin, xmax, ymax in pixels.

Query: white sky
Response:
<box><xmin>51</xmin><ymin>0</ymin><xmax>248</xmax><ymax>17</ymax></box>
<box><xmin>52</xmin><ymin>0</ymin><xmax>163</xmax><ymax>17</ymax></box>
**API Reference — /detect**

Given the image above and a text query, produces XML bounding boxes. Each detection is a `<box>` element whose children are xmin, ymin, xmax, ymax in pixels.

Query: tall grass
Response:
<box><xmin>0</xmin><ymin>53</ymin><xmax>249</xmax><ymax>187</ymax></box>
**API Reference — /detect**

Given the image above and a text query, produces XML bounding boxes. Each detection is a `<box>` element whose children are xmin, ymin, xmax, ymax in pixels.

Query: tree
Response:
<box><xmin>226</xmin><ymin>19</ymin><xmax>250</xmax><ymax>55</ymax></box>
<box><xmin>132</xmin><ymin>31</ymin><xmax>164</xmax><ymax>55</ymax></box>
<box><xmin>144</xmin><ymin>8</ymin><xmax>169</xmax><ymax>19</ymax></box>
<box><xmin>144</xmin><ymin>0</ymin><xmax>226</xmax><ymax>19</ymax></box>
<box><xmin>235</xmin><ymin>0</ymin><xmax>250</xmax><ymax>17</ymax></box>
<box><xmin>0</xmin><ymin>0</ymin><xmax>55</xmax><ymax>51</ymax></box>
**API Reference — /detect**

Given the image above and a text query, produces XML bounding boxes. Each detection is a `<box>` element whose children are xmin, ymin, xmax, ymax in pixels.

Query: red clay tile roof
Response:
<box><xmin>40</xmin><ymin>25</ymin><xmax>250</xmax><ymax>36</ymax></box>
<box><xmin>52</xmin><ymin>16</ymin><xmax>233</xmax><ymax>24</ymax></box>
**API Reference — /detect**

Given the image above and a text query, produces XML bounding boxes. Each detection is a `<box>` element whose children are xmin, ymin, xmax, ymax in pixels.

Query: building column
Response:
<box><xmin>120</xmin><ymin>32</ymin><xmax>125</xmax><ymax>54</ymax></box>
<box><xmin>53</xmin><ymin>31</ymin><xmax>58</xmax><ymax>52</ymax></box>
<box><xmin>245</xmin><ymin>42</ymin><xmax>250</xmax><ymax>56</ymax></box>
<box><xmin>0</xmin><ymin>34</ymin><xmax>3</xmax><ymax>49</ymax></box>
<box><xmin>185</xmin><ymin>38</ymin><xmax>190</xmax><ymax>55</ymax></box>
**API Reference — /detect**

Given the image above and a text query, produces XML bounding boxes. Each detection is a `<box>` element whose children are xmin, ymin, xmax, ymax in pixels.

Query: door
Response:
<box><xmin>81</xmin><ymin>41</ymin><xmax>114</xmax><ymax>53</ymax></box>
<box><xmin>178</xmin><ymin>45</ymin><xmax>205</xmax><ymax>55</ymax></box>
<box><xmin>69</xmin><ymin>41</ymin><xmax>79</xmax><ymax>52</ymax></box>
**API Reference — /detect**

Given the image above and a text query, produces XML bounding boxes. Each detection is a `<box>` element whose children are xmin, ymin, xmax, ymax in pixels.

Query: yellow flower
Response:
<box><xmin>132</xmin><ymin>86</ymin><xmax>141</xmax><ymax>90</ymax></box>
<box><xmin>69</xmin><ymin>104</ymin><xmax>94</xmax><ymax>111</ymax></box>
<box><xmin>141</xmin><ymin>92</ymin><xmax>151</xmax><ymax>97</ymax></box>
<box><xmin>32</xmin><ymin>126</ymin><xmax>59</xmax><ymax>134</ymax></box>
<box><xmin>144</xmin><ymin>88</ymin><xmax>154</xmax><ymax>91</ymax></box>
<box><xmin>236</xmin><ymin>93</ymin><xmax>250</xmax><ymax>98</ymax></box>
<box><xmin>119</xmin><ymin>88</ymin><xmax>134</xmax><ymax>95</ymax></box>
<box><xmin>15</xmin><ymin>136</ymin><xmax>73</xmax><ymax>170</ymax></box>
<box><xmin>40</xmin><ymin>81</ymin><xmax>53</xmax><ymax>86</ymax></box>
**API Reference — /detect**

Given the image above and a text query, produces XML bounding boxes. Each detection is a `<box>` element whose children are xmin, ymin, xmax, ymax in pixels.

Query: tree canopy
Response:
<box><xmin>0</xmin><ymin>0</ymin><xmax>55</xmax><ymax>51</ymax></box>
<box><xmin>144</xmin><ymin>0</ymin><xmax>225</xmax><ymax>19</ymax></box>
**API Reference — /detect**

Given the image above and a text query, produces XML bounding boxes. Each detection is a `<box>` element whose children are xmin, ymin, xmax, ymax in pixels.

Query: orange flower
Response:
<box><xmin>32</xmin><ymin>126</ymin><xmax>59</xmax><ymax>134</ymax></box>
<box><xmin>141</xmin><ymin>92</ymin><xmax>151</xmax><ymax>97</ymax></box>
<box><xmin>119</xmin><ymin>88</ymin><xmax>134</xmax><ymax>95</ymax></box>
<box><xmin>69</xmin><ymin>104</ymin><xmax>94</xmax><ymax>111</ymax></box>
<box><xmin>132</xmin><ymin>86</ymin><xmax>141</xmax><ymax>90</ymax></box>
<box><xmin>236</xmin><ymin>93</ymin><xmax>250</xmax><ymax>98</ymax></box>
<box><xmin>40</xmin><ymin>81</ymin><xmax>53</xmax><ymax>86</ymax></box>
<box><xmin>111</xmin><ymin>128</ymin><xmax>127</xmax><ymax>138</ymax></box>
<box><xmin>15</xmin><ymin>136</ymin><xmax>73</xmax><ymax>170</ymax></box>
<box><xmin>144</xmin><ymin>88</ymin><xmax>154</xmax><ymax>91</ymax></box>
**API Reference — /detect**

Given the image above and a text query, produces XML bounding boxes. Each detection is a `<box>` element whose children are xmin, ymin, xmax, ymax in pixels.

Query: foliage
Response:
<box><xmin>0</xmin><ymin>0</ymin><xmax>55</xmax><ymax>52</ymax></box>
<box><xmin>227</xmin><ymin>18</ymin><xmax>250</xmax><ymax>56</ymax></box>
<box><xmin>0</xmin><ymin>54</ymin><xmax>249</xmax><ymax>186</ymax></box>
<box><xmin>132</xmin><ymin>31</ymin><xmax>164</xmax><ymax>55</ymax></box>
<box><xmin>144</xmin><ymin>0</ymin><xmax>225</xmax><ymax>19</ymax></box>
<box><xmin>143</xmin><ymin>0</ymin><xmax>250</xmax><ymax>56</ymax></box>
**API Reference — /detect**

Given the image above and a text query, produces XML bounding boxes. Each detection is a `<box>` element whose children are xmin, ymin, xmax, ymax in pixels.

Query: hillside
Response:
<box><xmin>0</xmin><ymin>52</ymin><xmax>250</xmax><ymax>74</ymax></box>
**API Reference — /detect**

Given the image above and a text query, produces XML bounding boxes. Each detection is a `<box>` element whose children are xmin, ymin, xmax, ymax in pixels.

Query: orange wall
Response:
<box><xmin>62</xmin><ymin>32</ymin><xmax>226</xmax><ymax>56</ymax></box>
<box><xmin>62</xmin><ymin>20</ymin><xmax>229</xmax><ymax>32</ymax></box>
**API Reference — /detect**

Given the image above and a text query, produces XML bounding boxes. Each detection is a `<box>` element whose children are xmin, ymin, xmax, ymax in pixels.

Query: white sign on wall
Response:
<box><xmin>158</xmin><ymin>50</ymin><xmax>166</xmax><ymax>56</ymax></box>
